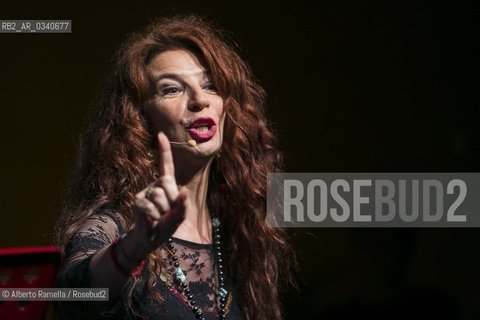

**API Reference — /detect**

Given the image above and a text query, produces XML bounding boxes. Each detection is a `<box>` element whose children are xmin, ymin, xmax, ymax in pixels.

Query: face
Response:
<box><xmin>144</xmin><ymin>49</ymin><xmax>225</xmax><ymax>159</ymax></box>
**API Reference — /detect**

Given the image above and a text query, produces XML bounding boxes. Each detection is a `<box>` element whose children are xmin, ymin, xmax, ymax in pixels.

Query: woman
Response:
<box><xmin>55</xmin><ymin>15</ymin><xmax>291</xmax><ymax>320</ymax></box>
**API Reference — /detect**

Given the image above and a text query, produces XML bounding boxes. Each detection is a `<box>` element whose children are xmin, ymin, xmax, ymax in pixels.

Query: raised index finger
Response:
<box><xmin>157</xmin><ymin>132</ymin><xmax>175</xmax><ymax>177</ymax></box>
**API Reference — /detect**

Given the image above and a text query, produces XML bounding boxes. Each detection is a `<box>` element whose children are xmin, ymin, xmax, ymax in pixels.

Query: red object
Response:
<box><xmin>0</xmin><ymin>246</ymin><xmax>61</xmax><ymax>320</ymax></box>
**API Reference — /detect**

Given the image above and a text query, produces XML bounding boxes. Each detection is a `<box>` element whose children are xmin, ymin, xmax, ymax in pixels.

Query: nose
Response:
<box><xmin>187</xmin><ymin>89</ymin><xmax>209</xmax><ymax>112</ymax></box>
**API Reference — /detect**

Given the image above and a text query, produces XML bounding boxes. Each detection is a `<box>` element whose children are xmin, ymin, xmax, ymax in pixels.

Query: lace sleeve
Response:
<box><xmin>55</xmin><ymin>212</ymin><xmax>126</xmax><ymax>320</ymax></box>
<box><xmin>63</xmin><ymin>212</ymin><xmax>124</xmax><ymax>267</ymax></box>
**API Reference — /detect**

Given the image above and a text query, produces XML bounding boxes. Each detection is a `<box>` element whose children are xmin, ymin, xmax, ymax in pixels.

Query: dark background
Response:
<box><xmin>0</xmin><ymin>1</ymin><xmax>478</xmax><ymax>319</ymax></box>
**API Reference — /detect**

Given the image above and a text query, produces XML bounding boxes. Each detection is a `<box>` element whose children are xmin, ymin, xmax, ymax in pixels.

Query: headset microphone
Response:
<box><xmin>170</xmin><ymin>140</ymin><xmax>197</xmax><ymax>147</ymax></box>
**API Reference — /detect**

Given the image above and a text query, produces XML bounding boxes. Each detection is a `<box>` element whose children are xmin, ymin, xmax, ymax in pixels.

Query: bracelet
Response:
<box><xmin>110</xmin><ymin>237</ymin><xmax>145</xmax><ymax>278</ymax></box>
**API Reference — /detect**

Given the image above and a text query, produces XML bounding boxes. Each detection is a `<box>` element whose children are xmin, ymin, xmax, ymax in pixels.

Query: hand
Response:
<box><xmin>131</xmin><ymin>132</ymin><xmax>187</xmax><ymax>256</ymax></box>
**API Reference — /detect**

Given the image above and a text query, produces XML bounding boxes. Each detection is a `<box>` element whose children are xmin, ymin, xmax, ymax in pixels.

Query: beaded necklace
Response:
<box><xmin>166</xmin><ymin>216</ymin><xmax>228</xmax><ymax>320</ymax></box>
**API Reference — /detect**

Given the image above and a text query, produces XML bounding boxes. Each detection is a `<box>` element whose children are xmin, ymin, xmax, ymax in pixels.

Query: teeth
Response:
<box><xmin>195</xmin><ymin>125</ymin><xmax>209</xmax><ymax>132</ymax></box>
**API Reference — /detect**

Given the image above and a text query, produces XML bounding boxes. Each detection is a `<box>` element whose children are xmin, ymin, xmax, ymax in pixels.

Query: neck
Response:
<box><xmin>172</xmin><ymin>155</ymin><xmax>214</xmax><ymax>244</ymax></box>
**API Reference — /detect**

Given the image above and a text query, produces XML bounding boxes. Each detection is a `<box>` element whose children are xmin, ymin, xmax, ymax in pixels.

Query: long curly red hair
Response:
<box><xmin>56</xmin><ymin>14</ymin><xmax>292</xmax><ymax>320</ymax></box>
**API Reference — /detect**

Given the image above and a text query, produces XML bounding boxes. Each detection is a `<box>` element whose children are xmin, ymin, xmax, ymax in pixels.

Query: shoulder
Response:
<box><xmin>76</xmin><ymin>211</ymin><xmax>125</xmax><ymax>240</ymax></box>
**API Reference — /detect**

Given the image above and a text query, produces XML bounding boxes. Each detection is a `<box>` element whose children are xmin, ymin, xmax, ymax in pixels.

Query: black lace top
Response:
<box><xmin>56</xmin><ymin>212</ymin><xmax>244</xmax><ymax>320</ymax></box>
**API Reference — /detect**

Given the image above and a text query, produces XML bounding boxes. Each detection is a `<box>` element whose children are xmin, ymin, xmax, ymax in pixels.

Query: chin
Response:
<box><xmin>192</xmin><ymin>140</ymin><xmax>221</xmax><ymax>158</ymax></box>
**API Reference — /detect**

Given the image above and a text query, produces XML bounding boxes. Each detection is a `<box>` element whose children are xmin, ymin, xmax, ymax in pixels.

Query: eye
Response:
<box><xmin>159</xmin><ymin>85</ymin><xmax>182</xmax><ymax>97</ymax></box>
<box><xmin>203</xmin><ymin>82</ymin><xmax>218</xmax><ymax>93</ymax></box>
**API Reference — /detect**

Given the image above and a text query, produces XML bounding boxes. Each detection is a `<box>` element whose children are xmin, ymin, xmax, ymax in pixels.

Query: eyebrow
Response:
<box><xmin>154</xmin><ymin>70</ymin><xmax>210</xmax><ymax>82</ymax></box>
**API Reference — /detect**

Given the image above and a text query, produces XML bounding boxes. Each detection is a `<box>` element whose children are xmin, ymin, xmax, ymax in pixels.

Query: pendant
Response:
<box><xmin>175</xmin><ymin>267</ymin><xmax>186</xmax><ymax>283</ymax></box>
<box><xmin>219</xmin><ymin>288</ymin><xmax>228</xmax><ymax>298</ymax></box>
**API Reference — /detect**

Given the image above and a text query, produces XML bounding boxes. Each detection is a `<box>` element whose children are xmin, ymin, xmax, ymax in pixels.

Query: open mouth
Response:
<box><xmin>187</xmin><ymin>117</ymin><xmax>217</xmax><ymax>141</ymax></box>
<box><xmin>191</xmin><ymin>124</ymin><xmax>212</xmax><ymax>132</ymax></box>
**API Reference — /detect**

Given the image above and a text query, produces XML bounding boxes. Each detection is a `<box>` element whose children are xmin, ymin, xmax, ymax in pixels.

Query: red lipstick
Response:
<box><xmin>186</xmin><ymin>116</ymin><xmax>217</xmax><ymax>142</ymax></box>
